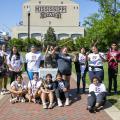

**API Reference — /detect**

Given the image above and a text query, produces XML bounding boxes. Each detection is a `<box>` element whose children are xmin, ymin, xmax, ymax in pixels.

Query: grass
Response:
<box><xmin>72</xmin><ymin>62</ymin><xmax>120</xmax><ymax>110</ymax></box>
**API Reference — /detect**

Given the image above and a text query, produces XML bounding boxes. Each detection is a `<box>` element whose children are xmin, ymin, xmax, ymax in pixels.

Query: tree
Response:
<box><xmin>44</xmin><ymin>27</ymin><xmax>56</xmax><ymax>45</ymax></box>
<box><xmin>83</xmin><ymin>0</ymin><xmax>120</xmax><ymax>51</ymax></box>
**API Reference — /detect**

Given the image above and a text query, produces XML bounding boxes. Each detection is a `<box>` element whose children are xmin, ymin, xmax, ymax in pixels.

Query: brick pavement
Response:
<box><xmin>0</xmin><ymin>74</ymin><xmax>112</xmax><ymax>120</ymax></box>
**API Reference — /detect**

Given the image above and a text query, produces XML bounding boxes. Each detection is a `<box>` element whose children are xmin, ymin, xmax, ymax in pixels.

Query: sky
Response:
<box><xmin>0</xmin><ymin>0</ymin><xmax>99</xmax><ymax>33</ymax></box>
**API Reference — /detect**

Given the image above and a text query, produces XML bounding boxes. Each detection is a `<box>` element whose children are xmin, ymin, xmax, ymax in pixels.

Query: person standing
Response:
<box><xmin>0</xmin><ymin>44</ymin><xmax>9</xmax><ymax>94</ymax></box>
<box><xmin>78</xmin><ymin>48</ymin><xmax>87</xmax><ymax>93</ymax></box>
<box><xmin>88</xmin><ymin>46</ymin><xmax>106</xmax><ymax>82</ymax></box>
<box><xmin>52</xmin><ymin>47</ymin><xmax>72</xmax><ymax>89</ymax></box>
<box><xmin>7</xmin><ymin>46</ymin><xmax>23</xmax><ymax>84</ymax></box>
<box><xmin>107</xmin><ymin>42</ymin><xmax>120</xmax><ymax>94</ymax></box>
<box><xmin>25</xmin><ymin>45</ymin><xmax>43</xmax><ymax>80</ymax></box>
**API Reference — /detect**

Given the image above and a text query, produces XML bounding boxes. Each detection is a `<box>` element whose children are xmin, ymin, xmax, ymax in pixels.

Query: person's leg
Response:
<box><xmin>3</xmin><ymin>76</ymin><xmax>8</xmax><ymax>90</ymax></box>
<box><xmin>113</xmin><ymin>72</ymin><xmax>117</xmax><ymax>94</ymax></box>
<box><xmin>41</xmin><ymin>92</ymin><xmax>47</xmax><ymax>108</ymax></box>
<box><xmin>9</xmin><ymin>71</ymin><xmax>15</xmax><ymax>84</ymax></box>
<box><xmin>96</xmin><ymin>92</ymin><xmax>106</xmax><ymax>109</ymax></box>
<box><xmin>76</xmin><ymin>72</ymin><xmax>81</xmax><ymax>93</ymax></box>
<box><xmin>48</xmin><ymin>91</ymin><xmax>54</xmax><ymax>108</ymax></box>
<box><xmin>89</xmin><ymin>71</ymin><xmax>95</xmax><ymax>82</ymax></box>
<box><xmin>64</xmin><ymin>91</ymin><xmax>70</xmax><ymax>106</ymax></box>
<box><xmin>95</xmin><ymin>70</ymin><xmax>104</xmax><ymax>82</ymax></box>
<box><xmin>62</xmin><ymin>75</ymin><xmax>71</xmax><ymax>89</ymax></box>
<box><xmin>81</xmin><ymin>71</ymin><xmax>86</xmax><ymax>93</ymax></box>
<box><xmin>108</xmin><ymin>68</ymin><xmax>113</xmax><ymax>93</ymax></box>
<box><xmin>0</xmin><ymin>78</ymin><xmax>2</xmax><ymax>92</ymax></box>
<box><xmin>87</xmin><ymin>92</ymin><xmax>96</xmax><ymax>112</ymax></box>
<box><xmin>55</xmin><ymin>89</ymin><xmax>63</xmax><ymax>106</ymax></box>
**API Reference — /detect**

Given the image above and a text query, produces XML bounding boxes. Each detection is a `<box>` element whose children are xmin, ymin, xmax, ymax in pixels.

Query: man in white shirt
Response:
<box><xmin>25</xmin><ymin>45</ymin><xmax>44</xmax><ymax>80</ymax></box>
<box><xmin>88</xmin><ymin>46</ymin><xmax>106</xmax><ymax>82</ymax></box>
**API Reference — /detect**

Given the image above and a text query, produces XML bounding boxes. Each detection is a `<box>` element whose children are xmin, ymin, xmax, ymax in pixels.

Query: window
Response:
<box><xmin>61</xmin><ymin>1</ymin><xmax>63</xmax><ymax>4</ymax></box>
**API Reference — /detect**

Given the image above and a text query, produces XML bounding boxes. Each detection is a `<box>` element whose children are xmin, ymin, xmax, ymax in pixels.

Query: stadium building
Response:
<box><xmin>12</xmin><ymin>0</ymin><xmax>84</xmax><ymax>40</ymax></box>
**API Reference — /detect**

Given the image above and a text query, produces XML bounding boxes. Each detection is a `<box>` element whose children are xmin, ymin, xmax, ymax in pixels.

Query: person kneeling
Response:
<box><xmin>41</xmin><ymin>74</ymin><xmax>55</xmax><ymax>109</ymax></box>
<box><xmin>26</xmin><ymin>72</ymin><xmax>42</xmax><ymax>104</ymax></box>
<box><xmin>55</xmin><ymin>72</ymin><xmax>70</xmax><ymax>107</ymax></box>
<box><xmin>87</xmin><ymin>76</ymin><xmax>106</xmax><ymax>113</ymax></box>
<box><xmin>9</xmin><ymin>75</ymin><xmax>27</xmax><ymax>104</ymax></box>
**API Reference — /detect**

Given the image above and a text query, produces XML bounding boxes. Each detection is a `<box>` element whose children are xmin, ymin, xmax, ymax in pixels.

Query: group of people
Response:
<box><xmin>0</xmin><ymin>42</ymin><xmax>119</xmax><ymax>112</ymax></box>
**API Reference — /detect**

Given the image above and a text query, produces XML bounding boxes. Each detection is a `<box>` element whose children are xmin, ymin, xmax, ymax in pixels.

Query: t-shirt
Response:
<box><xmin>88</xmin><ymin>52</ymin><xmax>106</xmax><ymax>71</ymax></box>
<box><xmin>11</xmin><ymin>81</ymin><xmax>27</xmax><ymax>91</ymax></box>
<box><xmin>54</xmin><ymin>80</ymin><xmax>69</xmax><ymax>90</ymax></box>
<box><xmin>107</xmin><ymin>50</ymin><xmax>120</xmax><ymax>70</ymax></box>
<box><xmin>0</xmin><ymin>50</ymin><xmax>9</xmax><ymax>68</ymax></box>
<box><xmin>89</xmin><ymin>83</ymin><xmax>106</xmax><ymax>96</ymax></box>
<box><xmin>28</xmin><ymin>79</ymin><xmax>42</xmax><ymax>94</ymax></box>
<box><xmin>41</xmin><ymin>80</ymin><xmax>55</xmax><ymax>90</ymax></box>
<box><xmin>79</xmin><ymin>53</ymin><xmax>87</xmax><ymax>73</ymax></box>
<box><xmin>55</xmin><ymin>53</ymin><xmax>72</xmax><ymax>75</ymax></box>
<box><xmin>25</xmin><ymin>51</ymin><xmax>43</xmax><ymax>72</ymax></box>
<box><xmin>7</xmin><ymin>54</ymin><xmax>23</xmax><ymax>71</ymax></box>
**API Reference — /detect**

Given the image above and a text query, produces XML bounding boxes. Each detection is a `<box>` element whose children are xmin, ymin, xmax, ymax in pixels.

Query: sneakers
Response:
<box><xmin>43</xmin><ymin>103</ymin><xmax>47</xmax><ymax>109</ymax></box>
<box><xmin>48</xmin><ymin>103</ymin><xmax>53</xmax><ymax>109</ymax></box>
<box><xmin>20</xmin><ymin>98</ymin><xmax>26</xmax><ymax>103</ymax></box>
<box><xmin>57</xmin><ymin>99</ymin><xmax>63</xmax><ymax>107</ymax></box>
<box><xmin>10</xmin><ymin>97</ymin><xmax>18</xmax><ymax>104</ymax></box>
<box><xmin>1</xmin><ymin>89</ymin><xmax>10</xmax><ymax>95</ymax></box>
<box><xmin>65</xmin><ymin>98</ymin><xmax>70</xmax><ymax>106</ymax></box>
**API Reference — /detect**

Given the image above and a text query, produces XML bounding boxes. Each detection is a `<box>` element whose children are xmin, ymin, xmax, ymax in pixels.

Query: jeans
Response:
<box><xmin>55</xmin><ymin>88</ymin><xmax>69</xmax><ymax>99</ymax></box>
<box><xmin>87</xmin><ymin>92</ymin><xmax>106</xmax><ymax>108</ymax></box>
<box><xmin>89</xmin><ymin>70</ymin><xmax>104</xmax><ymax>82</ymax></box>
<box><xmin>77</xmin><ymin>71</ymin><xmax>86</xmax><ymax>93</ymax></box>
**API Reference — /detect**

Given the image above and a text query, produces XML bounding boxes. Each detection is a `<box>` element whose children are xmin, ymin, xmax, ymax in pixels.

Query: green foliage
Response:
<box><xmin>57</xmin><ymin>38</ymin><xmax>75</xmax><ymax>51</ymax></box>
<box><xmin>44</xmin><ymin>27</ymin><xmax>56</xmax><ymax>43</ymax></box>
<box><xmin>83</xmin><ymin>0</ymin><xmax>120</xmax><ymax>51</ymax></box>
<box><xmin>8</xmin><ymin>38</ymin><xmax>42</xmax><ymax>51</ymax></box>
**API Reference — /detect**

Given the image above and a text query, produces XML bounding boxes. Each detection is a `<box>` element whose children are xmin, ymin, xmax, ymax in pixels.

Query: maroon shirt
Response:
<box><xmin>107</xmin><ymin>50</ymin><xmax>120</xmax><ymax>70</ymax></box>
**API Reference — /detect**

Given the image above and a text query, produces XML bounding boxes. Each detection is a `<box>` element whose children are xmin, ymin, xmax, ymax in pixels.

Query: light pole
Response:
<box><xmin>27</xmin><ymin>7</ymin><xmax>31</xmax><ymax>41</ymax></box>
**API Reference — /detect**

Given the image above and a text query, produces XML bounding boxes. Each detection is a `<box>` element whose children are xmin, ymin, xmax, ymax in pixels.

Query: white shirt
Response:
<box><xmin>88</xmin><ymin>52</ymin><xmax>106</xmax><ymax>71</ymax></box>
<box><xmin>25</xmin><ymin>52</ymin><xmax>43</xmax><ymax>72</ymax></box>
<box><xmin>11</xmin><ymin>81</ymin><xmax>27</xmax><ymax>90</ymax></box>
<box><xmin>7</xmin><ymin>54</ymin><xmax>23</xmax><ymax>71</ymax></box>
<box><xmin>0</xmin><ymin>50</ymin><xmax>9</xmax><ymax>57</ymax></box>
<box><xmin>79</xmin><ymin>53</ymin><xmax>86</xmax><ymax>64</ymax></box>
<box><xmin>28</xmin><ymin>79</ymin><xmax>42</xmax><ymax>94</ymax></box>
<box><xmin>89</xmin><ymin>83</ymin><xmax>106</xmax><ymax>96</ymax></box>
<box><xmin>79</xmin><ymin>53</ymin><xmax>87</xmax><ymax>73</ymax></box>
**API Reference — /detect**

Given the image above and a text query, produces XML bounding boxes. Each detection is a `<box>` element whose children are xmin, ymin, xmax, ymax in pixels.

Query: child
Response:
<box><xmin>27</xmin><ymin>72</ymin><xmax>42</xmax><ymax>103</ymax></box>
<box><xmin>41</xmin><ymin>74</ymin><xmax>55</xmax><ymax>109</ymax></box>
<box><xmin>9</xmin><ymin>75</ymin><xmax>27</xmax><ymax>104</ymax></box>
<box><xmin>54</xmin><ymin>72</ymin><xmax>70</xmax><ymax>107</ymax></box>
<box><xmin>87</xmin><ymin>76</ymin><xmax>106</xmax><ymax>113</ymax></box>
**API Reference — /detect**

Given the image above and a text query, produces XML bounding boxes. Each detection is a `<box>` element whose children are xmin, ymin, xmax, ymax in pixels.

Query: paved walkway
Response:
<box><xmin>0</xmin><ymin>73</ymin><xmax>112</xmax><ymax>120</ymax></box>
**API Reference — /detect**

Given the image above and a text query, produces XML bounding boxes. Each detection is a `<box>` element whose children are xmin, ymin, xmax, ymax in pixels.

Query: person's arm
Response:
<box><xmin>17</xmin><ymin>55</ymin><xmax>23</xmax><ymax>72</ymax></box>
<box><xmin>63</xmin><ymin>80</ymin><xmax>69</xmax><ymax>92</ymax></box>
<box><xmin>7</xmin><ymin>55</ymin><xmax>14</xmax><ymax>71</ymax></box>
<box><xmin>101</xmin><ymin>84</ymin><xmax>106</xmax><ymax>92</ymax></box>
<box><xmin>99</xmin><ymin>52</ymin><xmax>106</xmax><ymax>62</ymax></box>
<box><xmin>89</xmin><ymin>84</ymin><xmax>94</xmax><ymax>93</ymax></box>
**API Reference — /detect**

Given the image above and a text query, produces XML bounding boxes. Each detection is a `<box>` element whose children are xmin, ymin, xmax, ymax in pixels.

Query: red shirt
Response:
<box><xmin>107</xmin><ymin>50</ymin><xmax>120</xmax><ymax>70</ymax></box>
